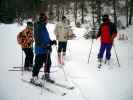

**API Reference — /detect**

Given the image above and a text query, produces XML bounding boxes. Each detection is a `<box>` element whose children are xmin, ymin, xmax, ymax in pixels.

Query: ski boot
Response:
<box><xmin>105</xmin><ymin>59</ymin><xmax>110</xmax><ymax>65</ymax></box>
<box><xmin>30</xmin><ymin>76</ymin><xmax>41</xmax><ymax>84</ymax></box>
<box><xmin>41</xmin><ymin>73</ymin><xmax>55</xmax><ymax>83</ymax></box>
<box><xmin>98</xmin><ymin>58</ymin><xmax>102</xmax><ymax>69</ymax></box>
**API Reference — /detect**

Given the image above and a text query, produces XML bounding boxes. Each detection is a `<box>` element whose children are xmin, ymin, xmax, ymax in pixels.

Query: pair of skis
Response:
<box><xmin>8</xmin><ymin>67</ymin><xmax>33</xmax><ymax>72</ymax></box>
<box><xmin>22</xmin><ymin>79</ymin><xmax>57</xmax><ymax>95</ymax></box>
<box><xmin>8</xmin><ymin>66</ymin><xmax>58</xmax><ymax>73</ymax></box>
<box><xmin>21</xmin><ymin>78</ymin><xmax>74</xmax><ymax>96</ymax></box>
<box><xmin>97</xmin><ymin>60</ymin><xmax>114</xmax><ymax>71</ymax></box>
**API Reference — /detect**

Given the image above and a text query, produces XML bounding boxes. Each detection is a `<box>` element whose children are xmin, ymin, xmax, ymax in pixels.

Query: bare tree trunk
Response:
<box><xmin>129</xmin><ymin>7</ymin><xmax>133</xmax><ymax>25</ymax></box>
<box><xmin>48</xmin><ymin>0</ymin><xmax>54</xmax><ymax>21</ymax></box>
<box><xmin>113</xmin><ymin>0</ymin><xmax>117</xmax><ymax>27</ymax></box>
<box><xmin>91</xmin><ymin>1</ymin><xmax>95</xmax><ymax>28</ymax></box>
<box><xmin>97</xmin><ymin>0</ymin><xmax>101</xmax><ymax>25</ymax></box>
<box><xmin>61</xmin><ymin>6</ymin><xmax>65</xmax><ymax>17</ymax></box>
<box><xmin>56</xmin><ymin>1</ymin><xmax>60</xmax><ymax>21</ymax></box>
<box><xmin>126</xmin><ymin>0</ymin><xmax>129</xmax><ymax>27</ymax></box>
<box><xmin>40</xmin><ymin>0</ymin><xmax>48</xmax><ymax>12</ymax></box>
<box><xmin>129</xmin><ymin>0</ymin><xmax>133</xmax><ymax>25</ymax></box>
<box><xmin>74</xmin><ymin>0</ymin><xmax>78</xmax><ymax>25</ymax></box>
<box><xmin>92</xmin><ymin>9</ymin><xmax>95</xmax><ymax>27</ymax></box>
<box><xmin>81</xmin><ymin>0</ymin><xmax>85</xmax><ymax>24</ymax></box>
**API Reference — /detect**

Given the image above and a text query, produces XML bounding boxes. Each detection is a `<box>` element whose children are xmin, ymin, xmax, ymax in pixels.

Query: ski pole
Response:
<box><xmin>88</xmin><ymin>38</ymin><xmax>94</xmax><ymax>63</ymax></box>
<box><xmin>55</xmin><ymin>45</ymin><xmax>68</xmax><ymax>81</ymax></box>
<box><xmin>67</xmin><ymin>41</ymin><xmax>72</xmax><ymax>59</ymax></box>
<box><xmin>55</xmin><ymin>45</ymin><xmax>60</xmax><ymax>65</ymax></box>
<box><xmin>21</xmin><ymin>49</ymin><xmax>24</xmax><ymax>77</ymax></box>
<box><xmin>41</xmin><ymin>51</ymin><xmax>50</xmax><ymax>95</ymax></box>
<box><xmin>113</xmin><ymin>44</ymin><xmax>120</xmax><ymax>67</ymax></box>
<box><xmin>61</xmin><ymin>65</ymin><xmax>69</xmax><ymax>81</ymax></box>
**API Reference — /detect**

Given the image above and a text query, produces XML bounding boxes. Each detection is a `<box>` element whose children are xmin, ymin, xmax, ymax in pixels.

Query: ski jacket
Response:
<box><xmin>97</xmin><ymin>21</ymin><xmax>117</xmax><ymax>44</ymax></box>
<box><xmin>54</xmin><ymin>22</ymin><xmax>73</xmax><ymax>42</ymax></box>
<box><xmin>17</xmin><ymin>27</ymin><xmax>34</xmax><ymax>48</ymax></box>
<box><xmin>34</xmin><ymin>21</ymin><xmax>52</xmax><ymax>54</ymax></box>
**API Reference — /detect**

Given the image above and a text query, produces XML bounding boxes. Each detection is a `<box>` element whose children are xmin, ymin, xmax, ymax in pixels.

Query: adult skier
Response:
<box><xmin>54</xmin><ymin>16</ymin><xmax>73</xmax><ymax>65</ymax></box>
<box><xmin>30</xmin><ymin>13</ymin><xmax>56</xmax><ymax>82</ymax></box>
<box><xmin>17</xmin><ymin>21</ymin><xmax>34</xmax><ymax>71</ymax></box>
<box><xmin>96</xmin><ymin>14</ymin><xmax>117</xmax><ymax>64</ymax></box>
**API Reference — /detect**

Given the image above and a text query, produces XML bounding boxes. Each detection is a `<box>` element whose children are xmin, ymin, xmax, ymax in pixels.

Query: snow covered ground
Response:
<box><xmin>0</xmin><ymin>22</ymin><xmax>133</xmax><ymax>100</ymax></box>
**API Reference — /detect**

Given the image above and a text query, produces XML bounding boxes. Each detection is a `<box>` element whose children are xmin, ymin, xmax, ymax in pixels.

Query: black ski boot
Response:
<box><xmin>41</xmin><ymin>73</ymin><xmax>55</xmax><ymax>83</ymax></box>
<box><xmin>98</xmin><ymin>58</ymin><xmax>102</xmax><ymax>69</ymax></box>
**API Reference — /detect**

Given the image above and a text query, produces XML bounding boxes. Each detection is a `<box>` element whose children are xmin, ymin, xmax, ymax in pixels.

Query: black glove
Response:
<box><xmin>51</xmin><ymin>40</ymin><xmax>57</xmax><ymax>45</ymax></box>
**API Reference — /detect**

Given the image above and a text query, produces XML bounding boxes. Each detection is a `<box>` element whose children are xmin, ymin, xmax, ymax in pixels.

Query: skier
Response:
<box><xmin>96</xmin><ymin>14</ymin><xmax>117</xmax><ymax>65</ymax></box>
<box><xmin>54</xmin><ymin>16</ymin><xmax>73</xmax><ymax>65</ymax></box>
<box><xmin>17</xmin><ymin>21</ymin><xmax>34</xmax><ymax>71</ymax></box>
<box><xmin>31</xmin><ymin>13</ymin><xmax>56</xmax><ymax>82</ymax></box>
<box><xmin>16</xmin><ymin>17</ymin><xmax>23</xmax><ymax>26</ymax></box>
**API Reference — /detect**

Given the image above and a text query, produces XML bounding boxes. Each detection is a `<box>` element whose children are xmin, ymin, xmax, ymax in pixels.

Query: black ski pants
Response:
<box><xmin>32</xmin><ymin>53</ymin><xmax>51</xmax><ymax>77</ymax></box>
<box><xmin>23</xmin><ymin>48</ymin><xmax>34</xmax><ymax>68</ymax></box>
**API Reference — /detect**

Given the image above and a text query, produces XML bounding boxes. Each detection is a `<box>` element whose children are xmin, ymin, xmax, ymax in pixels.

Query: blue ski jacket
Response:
<box><xmin>34</xmin><ymin>21</ymin><xmax>52</xmax><ymax>54</ymax></box>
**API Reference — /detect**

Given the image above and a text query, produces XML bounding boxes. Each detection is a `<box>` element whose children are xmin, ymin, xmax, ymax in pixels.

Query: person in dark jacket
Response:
<box><xmin>96</xmin><ymin>14</ymin><xmax>117</xmax><ymax>64</ymax></box>
<box><xmin>31</xmin><ymin>13</ymin><xmax>56</xmax><ymax>82</ymax></box>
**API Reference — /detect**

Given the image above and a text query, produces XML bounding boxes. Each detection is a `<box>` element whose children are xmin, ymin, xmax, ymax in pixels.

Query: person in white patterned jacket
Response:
<box><xmin>54</xmin><ymin>16</ymin><xmax>73</xmax><ymax>65</ymax></box>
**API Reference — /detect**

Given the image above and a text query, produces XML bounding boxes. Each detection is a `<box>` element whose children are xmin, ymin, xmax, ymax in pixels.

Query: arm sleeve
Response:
<box><xmin>112</xmin><ymin>23</ymin><xmax>117</xmax><ymax>39</ymax></box>
<box><xmin>33</xmin><ymin>23</ymin><xmax>37</xmax><ymax>40</ymax></box>
<box><xmin>96</xmin><ymin>25</ymin><xmax>102</xmax><ymax>38</ymax></box>
<box><xmin>54</xmin><ymin>24</ymin><xmax>59</xmax><ymax>40</ymax></box>
<box><xmin>17</xmin><ymin>33</ymin><xmax>21</xmax><ymax>44</ymax></box>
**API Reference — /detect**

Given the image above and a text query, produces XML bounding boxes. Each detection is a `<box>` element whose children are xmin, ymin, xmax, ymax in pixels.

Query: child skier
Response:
<box><xmin>17</xmin><ymin>21</ymin><xmax>34</xmax><ymax>71</ymax></box>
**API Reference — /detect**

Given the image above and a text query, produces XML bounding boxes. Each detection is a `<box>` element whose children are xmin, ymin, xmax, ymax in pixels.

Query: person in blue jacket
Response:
<box><xmin>31</xmin><ymin>13</ymin><xmax>56</xmax><ymax>82</ymax></box>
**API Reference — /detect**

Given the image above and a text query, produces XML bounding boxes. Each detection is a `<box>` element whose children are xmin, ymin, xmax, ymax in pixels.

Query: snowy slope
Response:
<box><xmin>0</xmin><ymin>23</ymin><xmax>133</xmax><ymax>100</ymax></box>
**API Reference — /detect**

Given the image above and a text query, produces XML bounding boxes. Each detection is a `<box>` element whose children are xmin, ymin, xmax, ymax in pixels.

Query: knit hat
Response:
<box><xmin>102</xmin><ymin>14</ymin><xmax>109</xmax><ymax>22</ymax></box>
<box><xmin>39</xmin><ymin>13</ymin><xmax>48</xmax><ymax>22</ymax></box>
<box><xmin>27</xmin><ymin>21</ymin><xmax>33</xmax><ymax>27</ymax></box>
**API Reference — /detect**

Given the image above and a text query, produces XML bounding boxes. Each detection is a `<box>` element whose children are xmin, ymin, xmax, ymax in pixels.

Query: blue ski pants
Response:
<box><xmin>98</xmin><ymin>43</ymin><xmax>113</xmax><ymax>60</ymax></box>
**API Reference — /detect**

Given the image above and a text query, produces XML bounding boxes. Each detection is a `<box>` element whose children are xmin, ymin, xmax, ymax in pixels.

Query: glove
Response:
<box><xmin>51</xmin><ymin>40</ymin><xmax>57</xmax><ymax>45</ymax></box>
